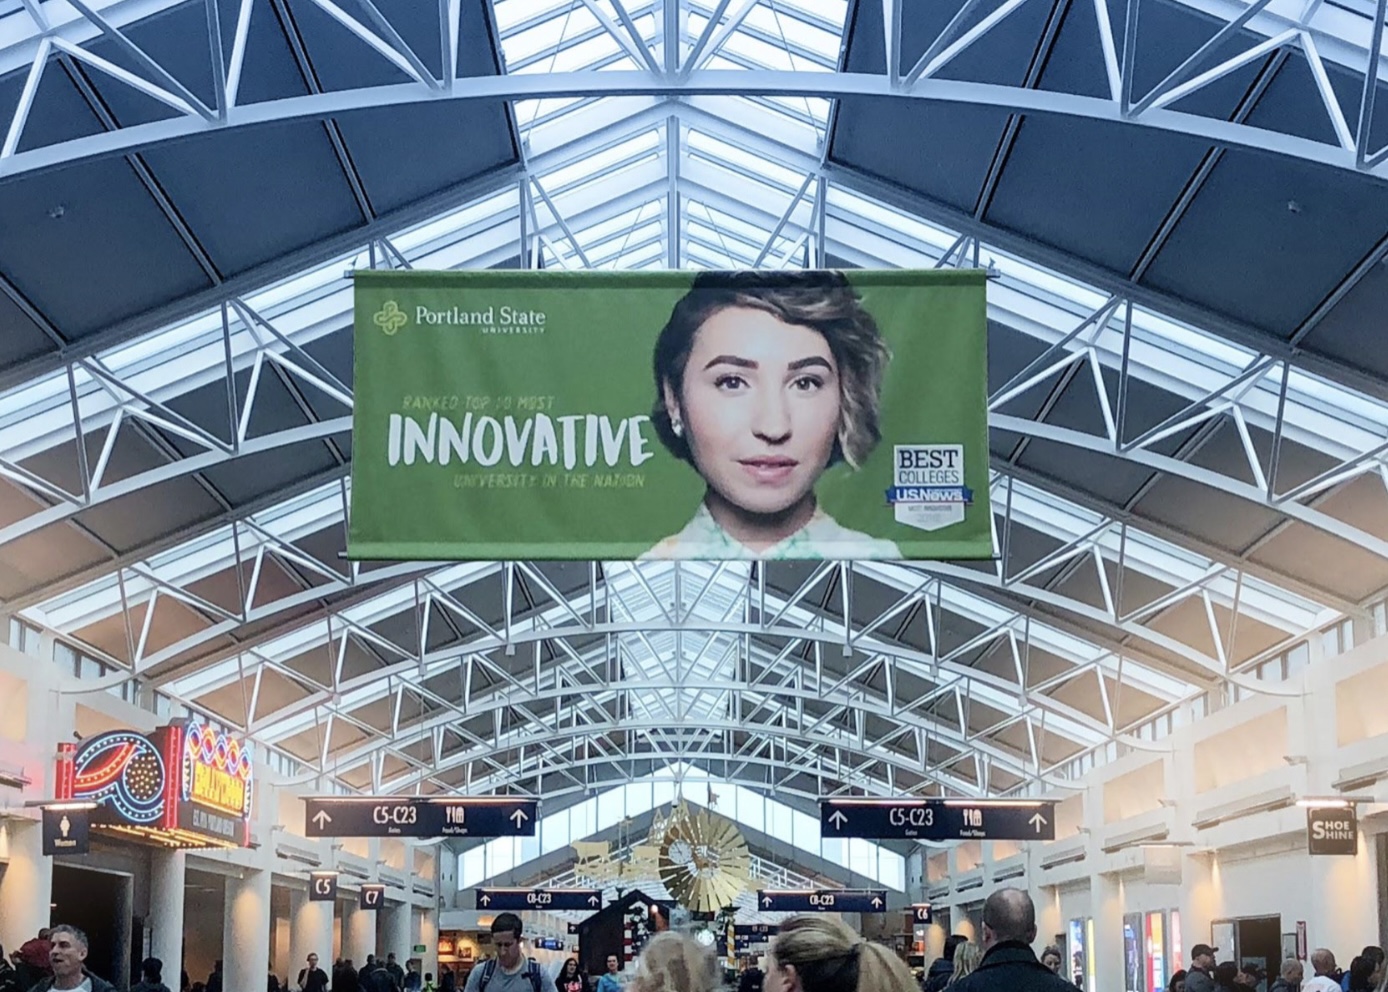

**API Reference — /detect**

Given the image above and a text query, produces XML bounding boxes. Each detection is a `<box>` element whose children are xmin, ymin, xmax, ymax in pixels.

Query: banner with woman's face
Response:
<box><xmin>348</xmin><ymin>269</ymin><xmax>990</xmax><ymax>561</ymax></box>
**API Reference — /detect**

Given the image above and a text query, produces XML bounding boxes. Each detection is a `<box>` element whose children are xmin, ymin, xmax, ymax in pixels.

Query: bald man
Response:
<box><xmin>1303</xmin><ymin>950</ymin><xmax>1343</xmax><ymax>992</ymax></box>
<box><xmin>951</xmin><ymin>889</ymin><xmax>1077</xmax><ymax>992</ymax></box>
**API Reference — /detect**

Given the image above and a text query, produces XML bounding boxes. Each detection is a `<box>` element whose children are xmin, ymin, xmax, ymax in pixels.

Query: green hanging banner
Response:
<box><xmin>348</xmin><ymin>269</ymin><xmax>991</xmax><ymax>561</ymax></box>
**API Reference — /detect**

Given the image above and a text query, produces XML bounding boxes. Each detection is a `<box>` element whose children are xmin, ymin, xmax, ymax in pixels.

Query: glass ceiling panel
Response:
<box><xmin>455</xmin><ymin>761</ymin><xmax>906</xmax><ymax>891</ymax></box>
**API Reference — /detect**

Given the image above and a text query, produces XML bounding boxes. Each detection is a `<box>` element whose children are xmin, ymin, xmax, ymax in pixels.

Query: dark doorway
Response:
<box><xmin>52</xmin><ymin>864</ymin><xmax>127</xmax><ymax>986</ymax></box>
<box><xmin>1235</xmin><ymin>916</ymin><xmax>1282</xmax><ymax>992</ymax></box>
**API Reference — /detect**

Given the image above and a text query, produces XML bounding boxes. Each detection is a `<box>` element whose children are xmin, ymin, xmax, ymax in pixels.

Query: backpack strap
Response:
<box><xmin>478</xmin><ymin>960</ymin><xmax>499</xmax><ymax>992</ymax></box>
<box><xmin>526</xmin><ymin>960</ymin><xmax>544</xmax><ymax>992</ymax></box>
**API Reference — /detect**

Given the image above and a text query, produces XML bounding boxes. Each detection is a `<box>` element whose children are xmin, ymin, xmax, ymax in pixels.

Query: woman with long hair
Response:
<box><xmin>764</xmin><ymin>915</ymin><xmax>916</xmax><ymax>992</ymax></box>
<box><xmin>556</xmin><ymin>959</ymin><xmax>589</xmax><ymax>992</ymax></box>
<box><xmin>628</xmin><ymin>933</ymin><xmax>718</xmax><ymax>992</ymax></box>
<box><xmin>945</xmin><ymin>944</ymin><xmax>981</xmax><ymax>987</ymax></box>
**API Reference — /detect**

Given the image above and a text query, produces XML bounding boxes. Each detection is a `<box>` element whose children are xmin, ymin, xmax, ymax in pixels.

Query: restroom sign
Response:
<box><xmin>1306</xmin><ymin>806</ymin><xmax>1357</xmax><ymax>856</ymax></box>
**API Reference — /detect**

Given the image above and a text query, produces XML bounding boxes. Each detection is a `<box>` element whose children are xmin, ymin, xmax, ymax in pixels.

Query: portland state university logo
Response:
<box><xmin>373</xmin><ymin>300</ymin><xmax>408</xmax><ymax>335</ymax></box>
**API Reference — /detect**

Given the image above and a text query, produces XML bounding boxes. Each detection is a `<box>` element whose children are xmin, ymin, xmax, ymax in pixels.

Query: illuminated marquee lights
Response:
<box><xmin>70</xmin><ymin>731</ymin><xmax>166</xmax><ymax>825</ymax></box>
<box><xmin>181</xmin><ymin>721</ymin><xmax>253</xmax><ymax>819</ymax></box>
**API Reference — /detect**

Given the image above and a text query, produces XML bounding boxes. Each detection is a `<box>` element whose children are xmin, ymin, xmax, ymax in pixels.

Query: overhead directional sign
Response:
<box><xmin>757</xmin><ymin>890</ymin><xmax>888</xmax><ymax>913</ymax></box>
<box><xmin>309</xmin><ymin>872</ymin><xmax>338</xmax><ymax>902</ymax></box>
<box><xmin>734</xmin><ymin>925</ymin><xmax>777</xmax><ymax>938</ymax></box>
<box><xmin>910</xmin><ymin>904</ymin><xmax>934</xmax><ymax>925</ymax></box>
<box><xmin>359</xmin><ymin>884</ymin><xmax>385</xmax><ymax>910</ymax></box>
<box><xmin>821</xmin><ymin>798</ymin><xmax>1055</xmax><ymax>842</ymax></box>
<box><xmin>304</xmin><ymin>797</ymin><xmax>538</xmax><ymax>838</ymax></box>
<box><xmin>476</xmin><ymin>888</ymin><xmax>603</xmax><ymax>911</ymax></box>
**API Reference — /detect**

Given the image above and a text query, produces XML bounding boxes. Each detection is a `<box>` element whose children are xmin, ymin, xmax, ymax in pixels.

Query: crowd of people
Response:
<box><xmin>1168</xmin><ymin>944</ymin><xmax>1388</xmax><ymax>992</ymax></box>
<box><xmin>0</xmin><ymin>926</ymin><xmax>431</xmax><ymax>992</ymax></box>
<box><xmin>6</xmin><ymin>895</ymin><xmax>1386</xmax><ymax>992</ymax></box>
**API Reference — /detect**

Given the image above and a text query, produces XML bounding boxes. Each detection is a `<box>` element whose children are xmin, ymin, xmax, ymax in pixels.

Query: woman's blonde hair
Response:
<box><xmin>628</xmin><ymin>933</ymin><xmax>718</xmax><ymax>992</ymax></box>
<box><xmin>770</xmin><ymin>915</ymin><xmax>916</xmax><ymax>992</ymax></box>
<box><xmin>946</xmin><ymin>942</ymin><xmax>981</xmax><ymax>985</ymax></box>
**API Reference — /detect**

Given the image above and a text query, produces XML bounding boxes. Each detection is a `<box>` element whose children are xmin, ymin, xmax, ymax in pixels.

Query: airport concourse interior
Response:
<box><xmin>8</xmin><ymin>1</ymin><xmax>1388</xmax><ymax>992</ymax></box>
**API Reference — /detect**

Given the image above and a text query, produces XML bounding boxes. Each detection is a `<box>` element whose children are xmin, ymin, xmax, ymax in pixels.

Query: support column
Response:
<box><xmin>382</xmin><ymin>901</ymin><xmax>411</xmax><ymax>963</ymax></box>
<box><xmin>0</xmin><ymin>818</ymin><xmax>53</xmax><ymax>953</ymax></box>
<box><xmin>415</xmin><ymin>907</ymin><xmax>438</xmax><ymax>984</ymax></box>
<box><xmin>224</xmin><ymin>869</ymin><xmax>272</xmax><ymax>992</ymax></box>
<box><xmin>115</xmin><ymin>875</ymin><xmax>134</xmax><ymax>989</ymax></box>
<box><xmin>149</xmin><ymin>849</ymin><xmax>186</xmax><ymax>981</ymax></box>
<box><xmin>290</xmin><ymin>888</ymin><xmax>335</xmax><ymax>987</ymax></box>
<box><xmin>343</xmin><ymin>900</ymin><xmax>375</xmax><ymax>967</ymax></box>
<box><xmin>1090</xmin><ymin>872</ymin><xmax>1123</xmax><ymax>992</ymax></box>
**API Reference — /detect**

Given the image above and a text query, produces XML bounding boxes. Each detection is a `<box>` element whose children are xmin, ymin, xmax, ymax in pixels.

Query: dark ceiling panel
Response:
<box><xmin>0</xmin><ymin>524</ymin><xmax>111</xmax><ymax>601</ymax></box>
<box><xmin>74</xmin><ymin>475</ymin><xmax>226</xmax><ymax>551</ymax></box>
<box><xmin>1139</xmin><ymin>54</ymin><xmax>1388</xmax><ymax>336</ymax></box>
<box><xmin>828</xmin><ymin>0</ymin><xmax>1055</xmax><ymax>212</ymax></box>
<box><xmin>0</xmin><ymin>284</ymin><xmax>58</xmax><ymax>367</ymax></box>
<box><xmin>1130</xmin><ymin>470</ymin><xmax>1280</xmax><ymax>552</ymax></box>
<box><xmin>141</xmin><ymin>123</ymin><xmax>367</xmax><ymax>275</ymax></box>
<box><xmin>75</xmin><ymin>0</ymin><xmax>367</xmax><ymax>276</ymax></box>
<box><xmin>1299</xmin><ymin>257</ymin><xmax>1388</xmax><ymax>378</ymax></box>
<box><xmin>0</xmin><ymin>67</ymin><xmax>212</xmax><ymax>339</ymax></box>
<box><xmin>984</xmin><ymin>0</ymin><xmax>1256</xmax><ymax>274</ymax></box>
<box><xmin>291</xmin><ymin>0</ymin><xmax>516</xmax><ymax>215</ymax></box>
<box><xmin>1250</xmin><ymin>520</ymin><xmax>1388</xmax><ymax>601</ymax></box>
<box><xmin>80</xmin><ymin>0</ymin><xmax>216</xmax><ymax>126</ymax></box>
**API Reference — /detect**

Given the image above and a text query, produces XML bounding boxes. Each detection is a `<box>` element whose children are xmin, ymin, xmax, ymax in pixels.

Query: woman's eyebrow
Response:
<box><xmin>703</xmin><ymin>354</ymin><xmax>756</xmax><ymax>369</ymax></box>
<box><xmin>787</xmin><ymin>356</ymin><xmax>833</xmax><ymax>371</ymax></box>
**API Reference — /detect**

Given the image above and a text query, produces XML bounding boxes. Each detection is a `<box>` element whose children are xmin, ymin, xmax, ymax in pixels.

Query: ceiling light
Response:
<box><xmin>1296</xmin><ymin>797</ymin><xmax>1351</xmax><ymax>808</ymax></box>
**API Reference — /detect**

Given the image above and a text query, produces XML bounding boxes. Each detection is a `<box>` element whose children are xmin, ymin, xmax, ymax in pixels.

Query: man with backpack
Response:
<box><xmin>462</xmin><ymin>916</ymin><xmax>554</xmax><ymax>992</ymax></box>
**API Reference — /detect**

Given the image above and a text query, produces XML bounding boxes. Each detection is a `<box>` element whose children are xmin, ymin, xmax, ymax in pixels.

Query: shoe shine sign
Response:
<box><xmin>1306</xmin><ymin>804</ymin><xmax>1357</xmax><ymax>856</ymax></box>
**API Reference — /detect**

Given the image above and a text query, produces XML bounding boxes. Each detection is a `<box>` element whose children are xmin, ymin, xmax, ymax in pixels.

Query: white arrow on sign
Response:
<box><xmin>762</xmin><ymin>896</ymin><xmax>773</xmax><ymax>908</ymax></box>
<box><xmin>829</xmin><ymin>811</ymin><xmax>848</xmax><ymax>829</ymax></box>
<box><xmin>871</xmin><ymin>897</ymin><xmax>883</xmax><ymax>908</ymax></box>
<box><xmin>1029</xmin><ymin>813</ymin><xmax>1047</xmax><ymax>833</ymax></box>
<box><xmin>511</xmin><ymin>809</ymin><xmax>529</xmax><ymax>827</ymax></box>
<box><xmin>480</xmin><ymin>894</ymin><xmax>491</xmax><ymax>906</ymax></box>
<box><xmin>312</xmin><ymin>810</ymin><xmax>332</xmax><ymax>829</ymax></box>
<box><xmin>588</xmin><ymin>895</ymin><xmax>600</xmax><ymax>906</ymax></box>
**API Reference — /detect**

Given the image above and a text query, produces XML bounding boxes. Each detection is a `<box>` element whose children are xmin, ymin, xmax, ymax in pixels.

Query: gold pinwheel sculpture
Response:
<box><xmin>655</xmin><ymin>803</ymin><xmax>750</xmax><ymax>913</ymax></box>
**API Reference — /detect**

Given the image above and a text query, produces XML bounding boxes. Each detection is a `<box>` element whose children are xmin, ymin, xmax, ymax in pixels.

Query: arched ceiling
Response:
<box><xmin>3</xmin><ymin>0</ymin><xmax>1388</xmax><ymax>811</ymax></box>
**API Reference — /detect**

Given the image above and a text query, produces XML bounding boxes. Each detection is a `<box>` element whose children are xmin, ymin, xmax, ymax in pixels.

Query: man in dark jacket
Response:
<box><xmin>25</xmin><ymin>926</ymin><xmax>115</xmax><ymax>992</ymax></box>
<box><xmin>950</xmin><ymin>890</ymin><xmax>1079</xmax><ymax>992</ymax></box>
<box><xmin>923</xmin><ymin>935</ymin><xmax>967</xmax><ymax>992</ymax></box>
<box><xmin>1186</xmin><ymin>944</ymin><xmax>1219</xmax><ymax>992</ymax></box>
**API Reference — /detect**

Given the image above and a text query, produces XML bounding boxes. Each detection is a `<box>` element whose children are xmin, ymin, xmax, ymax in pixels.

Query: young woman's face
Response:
<box><xmin>1042</xmin><ymin>954</ymin><xmax>1062</xmax><ymax>974</ymax></box>
<box><xmin>668</xmin><ymin>307</ymin><xmax>841</xmax><ymax>518</ymax></box>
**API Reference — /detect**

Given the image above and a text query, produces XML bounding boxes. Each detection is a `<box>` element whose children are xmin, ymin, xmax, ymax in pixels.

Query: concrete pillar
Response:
<box><xmin>415</xmin><ymin>908</ymin><xmax>438</xmax><ymax>983</ymax></box>
<box><xmin>1180</xmin><ymin>852</ymin><xmax>1216</xmax><ymax>961</ymax></box>
<box><xmin>1035</xmin><ymin>885</ymin><xmax>1063</xmax><ymax>956</ymax></box>
<box><xmin>1090</xmin><ymin>872</ymin><xmax>1123</xmax><ymax>992</ymax></box>
<box><xmin>382</xmin><ymin>901</ymin><xmax>411</xmax><ymax>963</ymax></box>
<box><xmin>343</xmin><ymin>900</ymin><xmax>375</xmax><ymax>966</ymax></box>
<box><xmin>149</xmin><ymin>849</ymin><xmax>186</xmax><ymax>982</ymax></box>
<box><xmin>290</xmin><ymin>888</ymin><xmax>335</xmax><ymax>986</ymax></box>
<box><xmin>115</xmin><ymin>875</ymin><xmax>134</xmax><ymax>989</ymax></box>
<box><xmin>224</xmin><ymin>869</ymin><xmax>272</xmax><ymax>992</ymax></box>
<box><xmin>0</xmin><ymin>818</ymin><xmax>53</xmax><ymax>953</ymax></box>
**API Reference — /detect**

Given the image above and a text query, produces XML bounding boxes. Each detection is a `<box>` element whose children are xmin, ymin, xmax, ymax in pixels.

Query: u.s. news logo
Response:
<box><xmin>886</xmin><ymin>444</ymin><xmax>972</xmax><ymax>532</ymax></box>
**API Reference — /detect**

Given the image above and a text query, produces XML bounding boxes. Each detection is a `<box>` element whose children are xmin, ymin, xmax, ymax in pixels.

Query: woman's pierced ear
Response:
<box><xmin>672</xmin><ymin>418</ymin><xmax>684</xmax><ymax>438</ymax></box>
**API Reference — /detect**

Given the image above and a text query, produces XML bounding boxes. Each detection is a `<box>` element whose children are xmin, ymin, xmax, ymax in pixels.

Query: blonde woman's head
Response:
<box><xmin>767</xmin><ymin>916</ymin><xmax>917</xmax><ymax>992</ymax></box>
<box><xmin>629</xmin><ymin>933</ymin><xmax>718</xmax><ymax>992</ymax></box>
<box><xmin>947</xmin><ymin>943</ymin><xmax>982</xmax><ymax>985</ymax></box>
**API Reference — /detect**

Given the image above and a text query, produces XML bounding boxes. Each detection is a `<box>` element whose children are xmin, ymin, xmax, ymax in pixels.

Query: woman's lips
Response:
<box><xmin>738</xmin><ymin>455</ymin><xmax>799</xmax><ymax>485</ymax></box>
